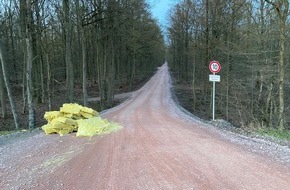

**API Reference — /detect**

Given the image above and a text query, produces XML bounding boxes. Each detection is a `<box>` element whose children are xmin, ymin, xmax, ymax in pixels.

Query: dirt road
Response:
<box><xmin>1</xmin><ymin>63</ymin><xmax>290</xmax><ymax>190</ymax></box>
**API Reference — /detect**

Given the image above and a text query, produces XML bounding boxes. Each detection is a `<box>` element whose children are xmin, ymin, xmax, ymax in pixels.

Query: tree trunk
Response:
<box><xmin>192</xmin><ymin>52</ymin><xmax>196</xmax><ymax>111</ymax></box>
<box><xmin>46</xmin><ymin>53</ymin><xmax>52</xmax><ymax>111</ymax></box>
<box><xmin>26</xmin><ymin>36</ymin><xmax>35</xmax><ymax>129</ymax></box>
<box><xmin>108</xmin><ymin>39</ymin><xmax>115</xmax><ymax>107</ymax></box>
<box><xmin>76</xmin><ymin>0</ymin><xmax>88</xmax><ymax>107</ymax></box>
<box><xmin>0</xmin><ymin>42</ymin><xmax>20</xmax><ymax>129</ymax></box>
<box><xmin>265</xmin><ymin>0</ymin><xmax>289</xmax><ymax>132</ymax></box>
<box><xmin>26</xmin><ymin>0</ymin><xmax>35</xmax><ymax>129</ymax></box>
<box><xmin>0</xmin><ymin>54</ymin><xmax>6</xmax><ymax>119</ymax></box>
<box><xmin>81</xmin><ymin>28</ymin><xmax>88</xmax><ymax>106</ymax></box>
<box><xmin>266</xmin><ymin>81</ymin><xmax>274</xmax><ymax>128</ymax></box>
<box><xmin>63</xmin><ymin>0</ymin><xmax>74</xmax><ymax>102</ymax></box>
<box><xmin>8</xmin><ymin>9</ymin><xmax>18</xmax><ymax>83</ymax></box>
<box><xmin>277</xmin><ymin>20</ymin><xmax>285</xmax><ymax>130</ymax></box>
<box><xmin>204</xmin><ymin>0</ymin><xmax>210</xmax><ymax>106</ymax></box>
<box><xmin>35</xmin><ymin>0</ymin><xmax>45</xmax><ymax>103</ymax></box>
<box><xmin>226</xmin><ymin>39</ymin><xmax>230</xmax><ymax>121</ymax></box>
<box><xmin>20</xmin><ymin>0</ymin><xmax>27</xmax><ymax>115</ymax></box>
<box><xmin>22</xmin><ymin>49</ymin><xmax>27</xmax><ymax>114</ymax></box>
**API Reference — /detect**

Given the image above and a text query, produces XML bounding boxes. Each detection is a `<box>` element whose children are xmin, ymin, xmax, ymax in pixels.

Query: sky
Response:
<box><xmin>147</xmin><ymin>0</ymin><xmax>180</xmax><ymax>29</ymax></box>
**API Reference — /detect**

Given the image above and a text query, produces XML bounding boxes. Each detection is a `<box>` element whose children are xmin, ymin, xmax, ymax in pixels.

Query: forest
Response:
<box><xmin>167</xmin><ymin>0</ymin><xmax>290</xmax><ymax>135</ymax></box>
<box><xmin>0</xmin><ymin>0</ymin><xmax>165</xmax><ymax>130</ymax></box>
<box><xmin>0</xmin><ymin>0</ymin><xmax>290</xmax><ymax>137</ymax></box>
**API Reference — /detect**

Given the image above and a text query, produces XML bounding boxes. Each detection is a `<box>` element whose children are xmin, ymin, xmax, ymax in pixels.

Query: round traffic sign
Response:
<box><xmin>209</xmin><ymin>60</ymin><xmax>221</xmax><ymax>73</ymax></box>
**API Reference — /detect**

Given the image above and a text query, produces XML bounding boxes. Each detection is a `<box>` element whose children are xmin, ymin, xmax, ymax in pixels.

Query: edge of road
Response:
<box><xmin>168</xmin><ymin>70</ymin><xmax>290</xmax><ymax>167</ymax></box>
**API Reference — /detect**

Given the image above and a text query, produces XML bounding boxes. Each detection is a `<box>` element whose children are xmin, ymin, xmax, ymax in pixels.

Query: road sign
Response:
<box><xmin>209</xmin><ymin>60</ymin><xmax>221</xmax><ymax>121</ymax></box>
<box><xmin>209</xmin><ymin>60</ymin><xmax>221</xmax><ymax>74</ymax></box>
<box><xmin>209</xmin><ymin>74</ymin><xmax>220</xmax><ymax>82</ymax></box>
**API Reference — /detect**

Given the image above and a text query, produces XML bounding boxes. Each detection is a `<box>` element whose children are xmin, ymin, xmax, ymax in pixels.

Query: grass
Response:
<box><xmin>256</xmin><ymin>128</ymin><xmax>290</xmax><ymax>141</ymax></box>
<box><xmin>0</xmin><ymin>129</ymin><xmax>27</xmax><ymax>136</ymax></box>
<box><xmin>0</xmin><ymin>131</ymin><xmax>16</xmax><ymax>136</ymax></box>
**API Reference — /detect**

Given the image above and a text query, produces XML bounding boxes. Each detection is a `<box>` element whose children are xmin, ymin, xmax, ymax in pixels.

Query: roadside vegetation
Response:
<box><xmin>256</xmin><ymin>128</ymin><xmax>290</xmax><ymax>141</ymax></box>
<box><xmin>1</xmin><ymin>0</ymin><xmax>290</xmax><ymax>143</ymax></box>
<box><xmin>0</xmin><ymin>130</ymin><xmax>18</xmax><ymax>136</ymax></box>
<box><xmin>167</xmin><ymin>0</ymin><xmax>290</xmax><ymax>141</ymax></box>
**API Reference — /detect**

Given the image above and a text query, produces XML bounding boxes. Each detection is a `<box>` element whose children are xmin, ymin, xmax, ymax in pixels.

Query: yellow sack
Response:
<box><xmin>42</xmin><ymin>103</ymin><xmax>122</xmax><ymax>137</ymax></box>
<box><xmin>44</xmin><ymin>111</ymin><xmax>63</xmax><ymax>123</ymax></box>
<box><xmin>60</xmin><ymin>103</ymin><xmax>82</xmax><ymax>115</ymax></box>
<box><xmin>53</xmin><ymin>117</ymin><xmax>77</xmax><ymax>126</ymax></box>
<box><xmin>76</xmin><ymin>117</ymin><xmax>108</xmax><ymax>137</ymax></box>
<box><xmin>80</xmin><ymin>112</ymin><xmax>95</xmax><ymax>119</ymax></box>
<box><xmin>42</xmin><ymin>118</ymin><xmax>76</xmax><ymax>135</ymax></box>
<box><xmin>42</xmin><ymin>124</ymin><xmax>58</xmax><ymax>134</ymax></box>
<box><xmin>81</xmin><ymin>107</ymin><xmax>99</xmax><ymax>116</ymax></box>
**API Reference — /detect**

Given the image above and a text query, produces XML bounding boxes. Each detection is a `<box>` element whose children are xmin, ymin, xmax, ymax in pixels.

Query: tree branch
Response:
<box><xmin>265</xmin><ymin>0</ymin><xmax>282</xmax><ymax>18</ymax></box>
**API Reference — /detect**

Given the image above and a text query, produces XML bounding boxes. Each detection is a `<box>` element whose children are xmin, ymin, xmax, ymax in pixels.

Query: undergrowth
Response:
<box><xmin>0</xmin><ymin>130</ymin><xmax>27</xmax><ymax>136</ymax></box>
<box><xmin>256</xmin><ymin>128</ymin><xmax>290</xmax><ymax>141</ymax></box>
<box><xmin>0</xmin><ymin>130</ymin><xmax>17</xmax><ymax>136</ymax></box>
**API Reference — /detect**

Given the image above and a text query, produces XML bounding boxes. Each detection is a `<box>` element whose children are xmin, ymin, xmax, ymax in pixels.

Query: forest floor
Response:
<box><xmin>0</xmin><ymin>74</ymin><xmax>149</xmax><ymax>131</ymax></box>
<box><xmin>1</xmin><ymin>63</ymin><xmax>290</xmax><ymax>189</ymax></box>
<box><xmin>172</xmin><ymin>75</ymin><xmax>290</xmax><ymax>145</ymax></box>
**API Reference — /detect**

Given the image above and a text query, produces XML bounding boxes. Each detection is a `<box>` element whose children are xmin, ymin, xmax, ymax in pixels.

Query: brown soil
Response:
<box><xmin>1</xmin><ymin>63</ymin><xmax>290</xmax><ymax>190</ymax></box>
<box><xmin>0</xmin><ymin>74</ymin><xmax>149</xmax><ymax>131</ymax></box>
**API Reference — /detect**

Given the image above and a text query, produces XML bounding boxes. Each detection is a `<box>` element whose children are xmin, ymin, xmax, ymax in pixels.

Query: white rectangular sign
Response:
<box><xmin>209</xmin><ymin>74</ymin><xmax>220</xmax><ymax>82</ymax></box>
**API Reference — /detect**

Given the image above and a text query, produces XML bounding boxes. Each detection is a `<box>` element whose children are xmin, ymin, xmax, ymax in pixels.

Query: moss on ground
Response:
<box><xmin>256</xmin><ymin>128</ymin><xmax>290</xmax><ymax>141</ymax></box>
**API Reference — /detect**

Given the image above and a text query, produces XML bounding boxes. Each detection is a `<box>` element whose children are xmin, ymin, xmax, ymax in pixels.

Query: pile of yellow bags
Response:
<box><xmin>42</xmin><ymin>103</ymin><xmax>122</xmax><ymax>137</ymax></box>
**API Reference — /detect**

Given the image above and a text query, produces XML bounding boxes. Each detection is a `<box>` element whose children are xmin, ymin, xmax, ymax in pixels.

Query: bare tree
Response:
<box><xmin>265</xmin><ymin>0</ymin><xmax>289</xmax><ymax>130</ymax></box>
<box><xmin>0</xmin><ymin>41</ymin><xmax>19</xmax><ymax>129</ymax></box>
<box><xmin>0</xmin><ymin>61</ymin><xmax>6</xmax><ymax>118</ymax></box>
<box><xmin>26</xmin><ymin>0</ymin><xmax>35</xmax><ymax>129</ymax></box>
<box><xmin>76</xmin><ymin>0</ymin><xmax>88</xmax><ymax>106</ymax></box>
<box><xmin>0</xmin><ymin>0</ymin><xmax>165</xmax><ymax>130</ymax></box>
<box><xmin>63</xmin><ymin>0</ymin><xmax>74</xmax><ymax>102</ymax></box>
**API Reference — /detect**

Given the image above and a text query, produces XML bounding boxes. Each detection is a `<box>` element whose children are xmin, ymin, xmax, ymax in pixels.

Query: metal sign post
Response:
<box><xmin>209</xmin><ymin>61</ymin><xmax>221</xmax><ymax>121</ymax></box>
<box><xmin>213</xmin><ymin>76</ymin><xmax>216</xmax><ymax>120</ymax></box>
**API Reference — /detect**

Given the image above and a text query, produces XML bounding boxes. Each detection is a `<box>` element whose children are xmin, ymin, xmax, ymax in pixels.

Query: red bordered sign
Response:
<box><xmin>209</xmin><ymin>60</ymin><xmax>221</xmax><ymax>74</ymax></box>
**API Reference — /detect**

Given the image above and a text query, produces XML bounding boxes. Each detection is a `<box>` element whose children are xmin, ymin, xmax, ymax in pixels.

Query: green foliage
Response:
<box><xmin>256</xmin><ymin>128</ymin><xmax>290</xmax><ymax>141</ymax></box>
<box><xmin>0</xmin><ymin>130</ymin><xmax>23</xmax><ymax>136</ymax></box>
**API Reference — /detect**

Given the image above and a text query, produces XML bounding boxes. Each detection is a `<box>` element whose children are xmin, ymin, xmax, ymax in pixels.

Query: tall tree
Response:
<box><xmin>33</xmin><ymin>0</ymin><xmax>45</xmax><ymax>103</ymax></box>
<box><xmin>63</xmin><ymin>0</ymin><xmax>74</xmax><ymax>102</ymax></box>
<box><xmin>0</xmin><ymin>0</ymin><xmax>165</xmax><ymax>130</ymax></box>
<box><xmin>76</xmin><ymin>0</ymin><xmax>88</xmax><ymax>106</ymax></box>
<box><xmin>265</xmin><ymin>0</ymin><xmax>289</xmax><ymax>130</ymax></box>
<box><xmin>0</xmin><ymin>41</ymin><xmax>19</xmax><ymax>129</ymax></box>
<box><xmin>25</xmin><ymin>0</ymin><xmax>35</xmax><ymax>129</ymax></box>
<box><xmin>0</xmin><ymin>64</ymin><xmax>5</xmax><ymax>118</ymax></box>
